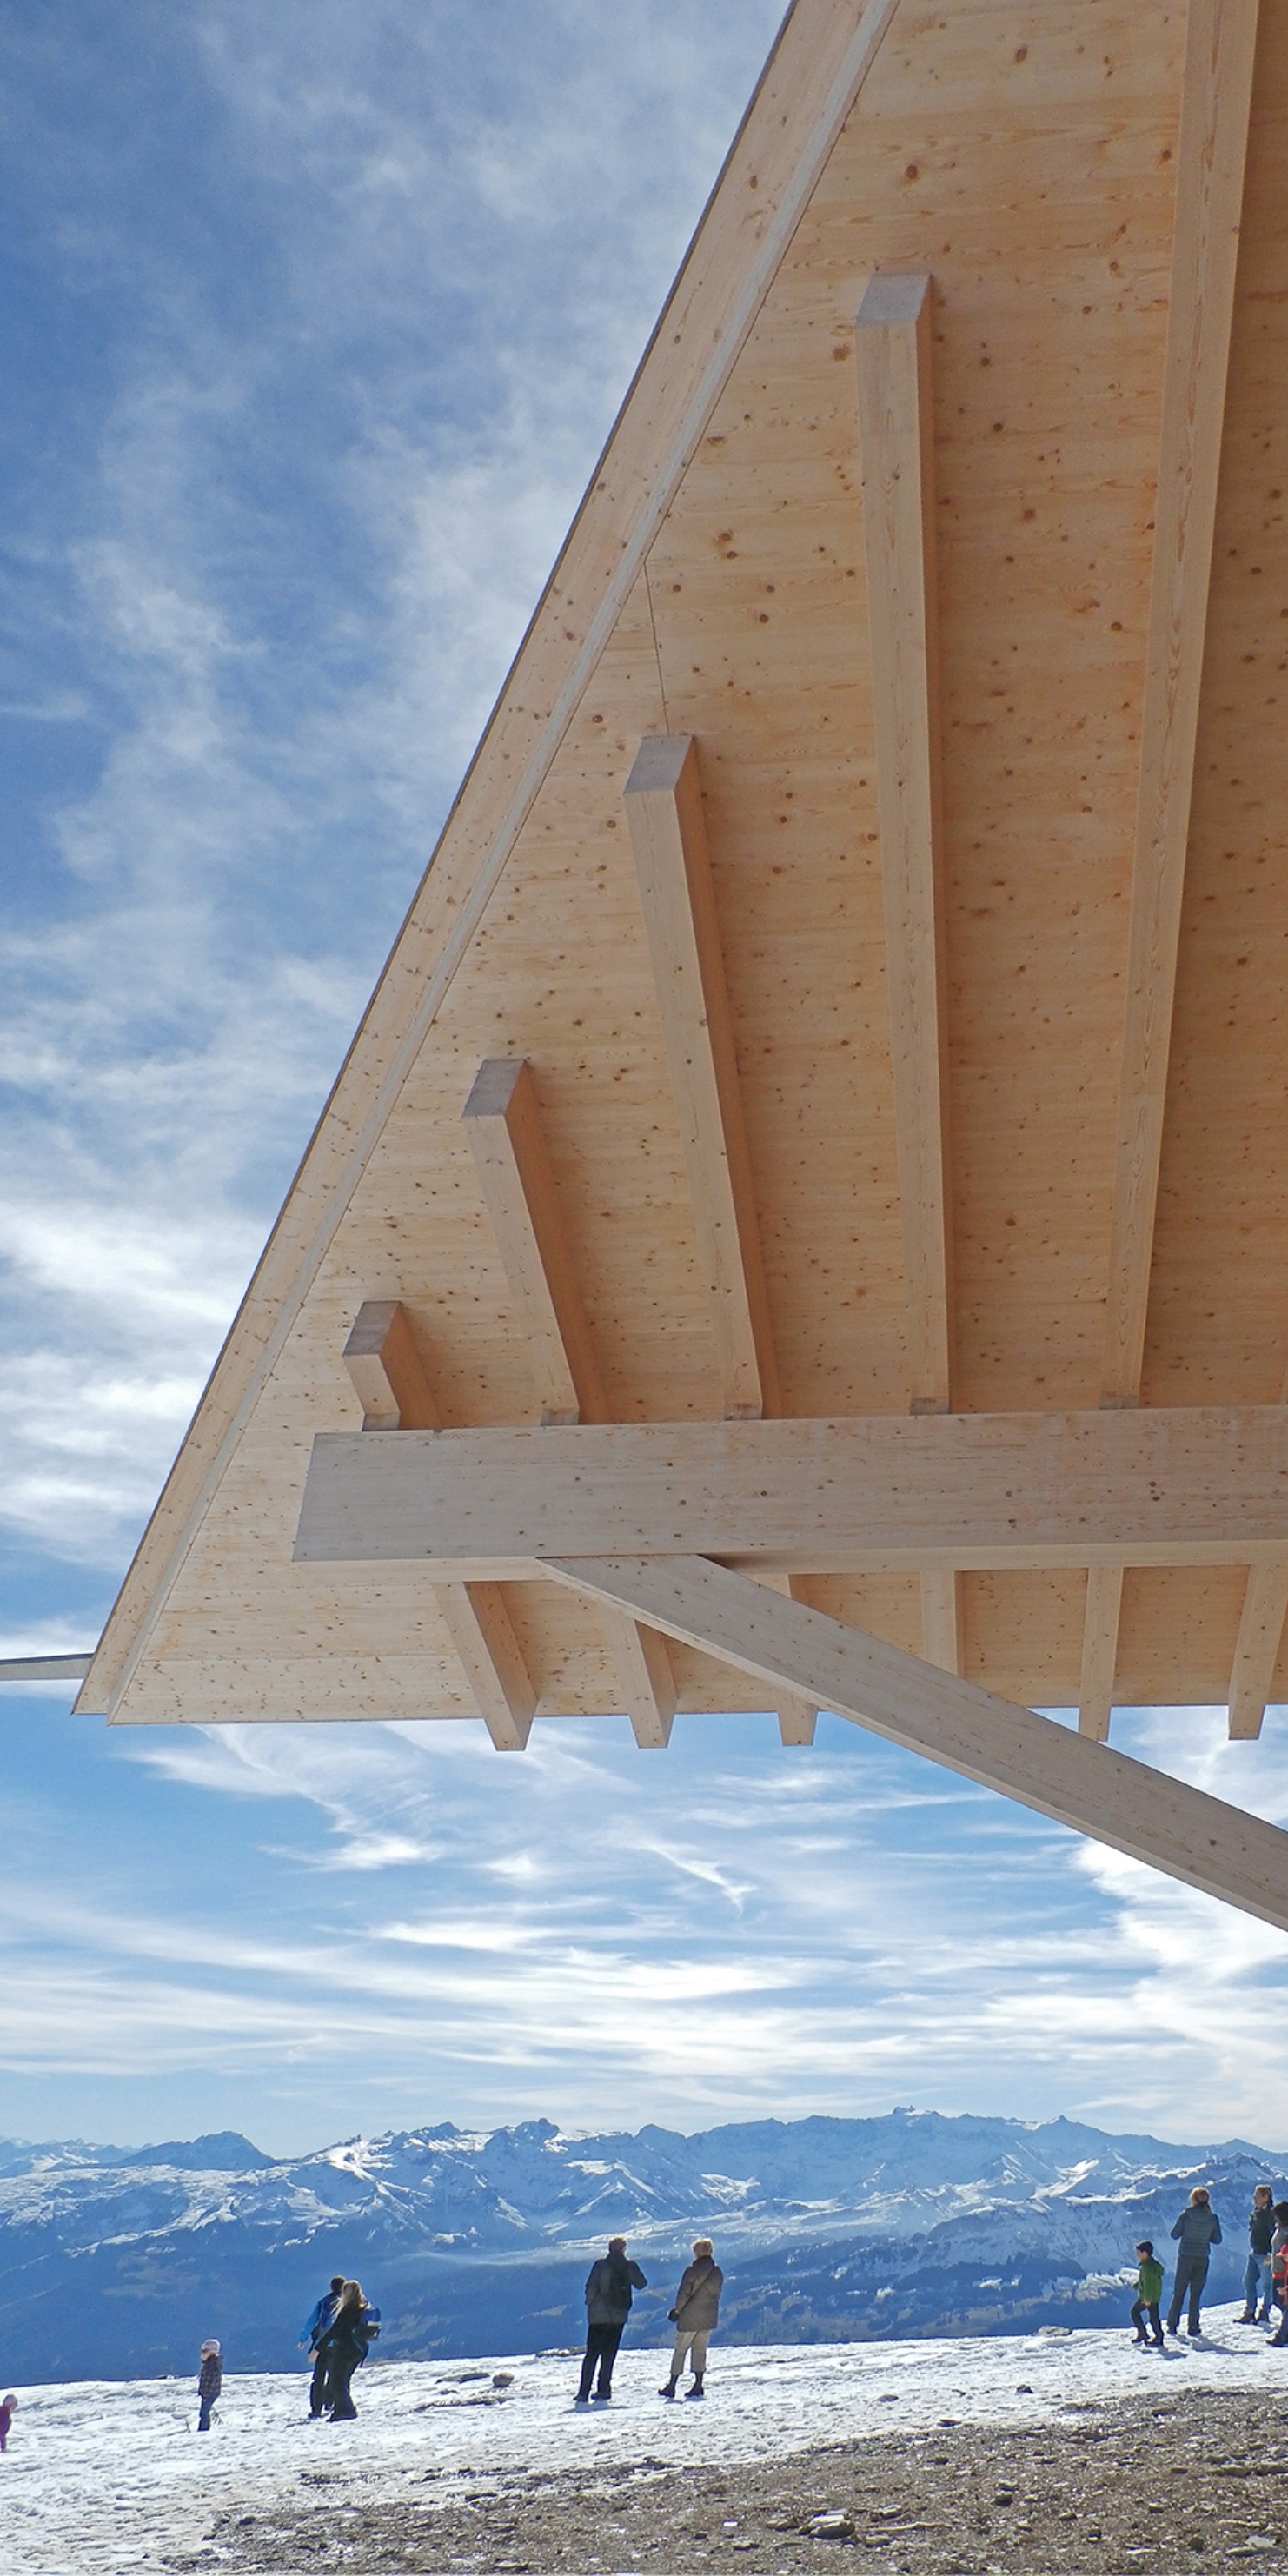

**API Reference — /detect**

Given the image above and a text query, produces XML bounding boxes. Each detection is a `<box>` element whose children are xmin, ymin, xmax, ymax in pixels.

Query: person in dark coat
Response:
<box><xmin>197</xmin><ymin>2339</ymin><xmax>222</xmax><ymax>2432</ymax></box>
<box><xmin>302</xmin><ymin>2275</ymin><xmax>347</xmax><ymax>2418</ymax></box>
<box><xmin>575</xmin><ymin>2235</ymin><xmax>647</xmax><ymax>2404</ymax></box>
<box><xmin>660</xmin><ymin>2237</ymin><xmax>724</xmax><ymax>2400</ymax></box>
<box><xmin>0</xmin><ymin>2393</ymin><xmax>16</xmax><ymax>2453</ymax></box>
<box><xmin>1166</xmin><ymin>2187</ymin><xmax>1222</xmax><ymax>2337</ymax></box>
<box><xmin>1241</xmin><ymin>2186</ymin><xmax>1277</xmax><ymax>2323</ymax></box>
<box><xmin>316</xmin><ymin>2281</ymin><xmax>380</xmax><ymax>2420</ymax></box>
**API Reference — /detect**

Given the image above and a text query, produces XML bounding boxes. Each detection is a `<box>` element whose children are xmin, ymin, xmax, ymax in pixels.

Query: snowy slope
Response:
<box><xmin>2</xmin><ymin>2111</ymin><xmax>1285</xmax><ymax>2383</ymax></box>
<box><xmin>4</xmin><ymin>2304</ymin><xmax>1288</xmax><ymax>2576</ymax></box>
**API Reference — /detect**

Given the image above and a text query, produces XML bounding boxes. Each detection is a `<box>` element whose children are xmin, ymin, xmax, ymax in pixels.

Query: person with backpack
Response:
<box><xmin>575</xmin><ymin>2236</ymin><xmax>647</xmax><ymax>2405</ymax></box>
<box><xmin>1166</xmin><ymin>2187</ymin><xmax>1222</xmax><ymax>2337</ymax></box>
<box><xmin>660</xmin><ymin>2237</ymin><xmax>724</xmax><ymax>2400</ymax></box>
<box><xmin>1130</xmin><ymin>2241</ymin><xmax>1165</xmax><ymax>2347</ymax></box>
<box><xmin>301</xmin><ymin>2275</ymin><xmax>347</xmax><ymax>2418</ymax></box>
<box><xmin>1240</xmin><ymin>2186</ymin><xmax>1277</xmax><ymax>2323</ymax></box>
<box><xmin>196</xmin><ymin>2339</ymin><xmax>222</xmax><ymax>2432</ymax></box>
<box><xmin>315</xmin><ymin>2281</ymin><xmax>380</xmax><ymax>2420</ymax></box>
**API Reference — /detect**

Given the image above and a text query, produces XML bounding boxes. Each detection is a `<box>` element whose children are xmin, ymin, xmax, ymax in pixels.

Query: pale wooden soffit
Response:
<box><xmin>543</xmin><ymin>1554</ymin><xmax>1288</xmax><ymax>1935</ymax></box>
<box><xmin>1089</xmin><ymin>0</ymin><xmax>1259</xmax><ymax>1741</ymax></box>
<box><xmin>854</xmin><ymin>270</ymin><xmax>952</xmax><ymax>1421</ymax></box>
<box><xmin>624</xmin><ymin>735</ymin><xmax>780</xmax><ymax>1423</ymax></box>
<box><xmin>295</xmin><ymin>1404</ymin><xmax>1288</xmax><ymax>1576</ymax></box>
<box><xmin>461</xmin><ymin>1061</ymin><xmax>675</xmax><ymax>1748</ymax></box>
<box><xmin>342</xmin><ymin>1298</ymin><xmax>538</xmax><ymax>1754</ymax></box>
<box><xmin>76</xmin><ymin>0</ymin><xmax>901</xmax><ymax>1725</ymax></box>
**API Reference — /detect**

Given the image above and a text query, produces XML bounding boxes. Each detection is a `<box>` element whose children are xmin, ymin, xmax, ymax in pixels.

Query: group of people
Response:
<box><xmin>1129</xmin><ymin>2184</ymin><xmax>1288</xmax><ymax>2347</ymax></box>
<box><xmin>575</xmin><ymin>2234</ymin><xmax>723</xmax><ymax>2405</ymax></box>
<box><xmin>191</xmin><ymin>2274</ymin><xmax>381</xmax><ymax>2433</ymax></box>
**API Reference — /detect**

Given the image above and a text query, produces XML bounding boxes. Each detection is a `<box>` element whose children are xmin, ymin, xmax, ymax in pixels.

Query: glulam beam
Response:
<box><xmin>1079</xmin><ymin>1565</ymin><xmax>1125</xmax><ymax>1743</ymax></box>
<box><xmin>854</xmin><ymin>270</ymin><xmax>952</xmax><ymax>1421</ymax></box>
<box><xmin>624</xmin><ymin>734</ymin><xmax>779</xmax><ymax>1420</ymax></box>
<box><xmin>461</xmin><ymin>1062</ymin><xmax>675</xmax><ymax>1749</ymax></box>
<box><xmin>295</xmin><ymin>1404</ymin><xmax>1288</xmax><ymax>1575</ymax></box>
<box><xmin>1101</xmin><ymin>0</ymin><xmax>1260</xmax><ymax>1410</ymax></box>
<box><xmin>1228</xmin><ymin>1564</ymin><xmax>1288</xmax><ymax>1741</ymax></box>
<box><xmin>342</xmin><ymin>1298</ymin><xmax>539</xmax><ymax>1749</ymax></box>
<box><xmin>920</xmin><ymin>1569</ymin><xmax>961</xmax><ymax>1678</ymax></box>
<box><xmin>544</xmin><ymin>1553</ymin><xmax>1288</xmax><ymax>1933</ymax></box>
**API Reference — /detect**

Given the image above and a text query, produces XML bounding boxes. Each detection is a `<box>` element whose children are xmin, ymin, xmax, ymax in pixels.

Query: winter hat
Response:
<box><xmin>200</xmin><ymin>2339</ymin><xmax>221</xmax><ymax>2357</ymax></box>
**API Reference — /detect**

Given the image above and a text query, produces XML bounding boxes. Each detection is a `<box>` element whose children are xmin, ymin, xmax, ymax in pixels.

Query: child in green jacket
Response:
<box><xmin>1131</xmin><ymin>2241</ymin><xmax>1165</xmax><ymax>2347</ymax></box>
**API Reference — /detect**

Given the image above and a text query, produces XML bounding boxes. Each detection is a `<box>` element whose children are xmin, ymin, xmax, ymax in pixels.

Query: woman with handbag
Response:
<box><xmin>660</xmin><ymin>2238</ymin><xmax>723</xmax><ymax>2401</ymax></box>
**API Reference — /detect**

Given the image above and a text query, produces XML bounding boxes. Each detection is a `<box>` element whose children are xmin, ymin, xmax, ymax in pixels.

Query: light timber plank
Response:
<box><xmin>462</xmin><ymin>1052</ymin><xmax>674</xmax><ymax>1742</ymax></box>
<box><xmin>436</xmin><ymin>1583</ymin><xmax>536</xmax><ymax>1751</ymax></box>
<box><xmin>342</xmin><ymin>1301</ymin><xmax>439</xmax><ymax>1430</ymax></box>
<box><xmin>544</xmin><ymin>1553</ymin><xmax>1288</xmax><ymax>1932</ymax></box>
<box><xmin>0</xmin><ymin>1653</ymin><xmax>95</xmax><ymax>1683</ymax></box>
<box><xmin>920</xmin><ymin>1570</ymin><xmax>961</xmax><ymax>1677</ymax></box>
<box><xmin>624</xmin><ymin>734</ymin><xmax>779</xmax><ymax>1419</ymax></box>
<box><xmin>854</xmin><ymin>272</ymin><xmax>952</xmax><ymax>1416</ymax></box>
<box><xmin>1079</xmin><ymin>1564</ymin><xmax>1125</xmax><ymax>1742</ymax></box>
<box><xmin>295</xmin><ymin>1406</ymin><xmax>1288</xmax><ymax>1574</ymax></box>
<box><xmin>463</xmin><ymin>1059</ymin><xmax>609</xmax><ymax>1427</ymax></box>
<box><xmin>1228</xmin><ymin>1564</ymin><xmax>1288</xmax><ymax>1740</ymax></box>
<box><xmin>1101</xmin><ymin>0</ymin><xmax>1261</xmax><ymax>1407</ymax></box>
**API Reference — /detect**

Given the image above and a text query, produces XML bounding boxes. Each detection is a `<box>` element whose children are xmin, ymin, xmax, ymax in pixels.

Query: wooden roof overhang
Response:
<box><xmin>70</xmin><ymin>0</ymin><xmax>1288</xmax><ymax>1928</ymax></box>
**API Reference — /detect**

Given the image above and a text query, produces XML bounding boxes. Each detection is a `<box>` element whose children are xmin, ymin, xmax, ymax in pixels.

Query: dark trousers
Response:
<box><xmin>1168</xmin><ymin>2254</ymin><xmax>1209</xmax><ymax>2332</ymax></box>
<box><xmin>309</xmin><ymin>2348</ymin><xmax>329</xmax><ymax>2414</ymax></box>
<box><xmin>197</xmin><ymin>2398</ymin><xmax>213</xmax><ymax>2430</ymax></box>
<box><xmin>323</xmin><ymin>2354</ymin><xmax>358</xmax><ymax>2419</ymax></box>
<box><xmin>1131</xmin><ymin>2299</ymin><xmax>1163</xmax><ymax>2344</ymax></box>
<box><xmin>578</xmin><ymin>2322</ymin><xmax>623</xmax><ymax>2399</ymax></box>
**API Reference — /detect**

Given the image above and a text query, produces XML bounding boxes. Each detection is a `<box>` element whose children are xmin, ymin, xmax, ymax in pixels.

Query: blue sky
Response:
<box><xmin>3</xmin><ymin>0</ymin><xmax>1288</xmax><ymax>2163</ymax></box>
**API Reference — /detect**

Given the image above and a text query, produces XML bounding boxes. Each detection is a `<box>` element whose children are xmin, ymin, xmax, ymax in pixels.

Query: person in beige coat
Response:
<box><xmin>660</xmin><ymin>2238</ymin><xmax>724</xmax><ymax>2400</ymax></box>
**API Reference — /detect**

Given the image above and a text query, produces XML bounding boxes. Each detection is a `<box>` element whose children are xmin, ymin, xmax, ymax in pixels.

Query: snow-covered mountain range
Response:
<box><xmin>3</xmin><ymin>2109</ymin><xmax>1284</xmax><ymax>2384</ymax></box>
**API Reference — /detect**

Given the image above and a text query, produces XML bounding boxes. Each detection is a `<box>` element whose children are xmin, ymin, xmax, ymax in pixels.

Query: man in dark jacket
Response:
<box><xmin>302</xmin><ymin>2275</ymin><xmax>347</xmax><ymax>2419</ymax></box>
<box><xmin>1240</xmin><ymin>2185</ymin><xmax>1276</xmax><ymax>2323</ymax></box>
<box><xmin>1166</xmin><ymin>2188</ymin><xmax>1223</xmax><ymax>2337</ymax></box>
<box><xmin>575</xmin><ymin>2235</ymin><xmax>647</xmax><ymax>2404</ymax></box>
<box><xmin>660</xmin><ymin>2237</ymin><xmax>724</xmax><ymax>2400</ymax></box>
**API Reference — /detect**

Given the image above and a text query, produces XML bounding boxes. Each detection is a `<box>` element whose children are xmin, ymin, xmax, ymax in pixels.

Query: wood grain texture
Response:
<box><xmin>624</xmin><ymin>735</ymin><xmax>779</xmax><ymax>1418</ymax></box>
<box><xmin>1102</xmin><ymin>0</ymin><xmax>1261</xmax><ymax>1406</ymax></box>
<box><xmin>1227</xmin><ymin>1562</ymin><xmax>1288</xmax><ymax>1739</ymax></box>
<box><xmin>1079</xmin><ymin>1564</ymin><xmax>1125</xmax><ymax>1742</ymax></box>
<box><xmin>463</xmin><ymin>1059</ymin><xmax>609</xmax><ymax>1426</ymax></box>
<box><xmin>342</xmin><ymin>1300</ymin><xmax>439</xmax><ymax>1430</ymax></box>
<box><xmin>855</xmin><ymin>271</ymin><xmax>952</xmax><ymax>1414</ymax></box>
<box><xmin>547</xmin><ymin>1552</ymin><xmax>1288</xmax><ymax>1929</ymax></box>
<box><xmin>436</xmin><ymin>1583</ymin><xmax>536</xmax><ymax>1751</ymax></box>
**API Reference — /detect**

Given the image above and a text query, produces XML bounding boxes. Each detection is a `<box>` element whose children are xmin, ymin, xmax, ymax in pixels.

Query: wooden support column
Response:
<box><xmin>544</xmin><ymin>1554</ymin><xmax>1288</xmax><ymax>1933</ymax></box>
<box><xmin>463</xmin><ymin>1061</ymin><xmax>676</xmax><ymax>1747</ymax></box>
<box><xmin>1079</xmin><ymin>1565</ymin><xmax>1125</xmax><ymax>1743</ymax></box>
<box><xmin>855</xmin><ymin>271</ymin><xmax>956</xmax><ymax>1673</ymax></box>
<box><xmin>624</xmin><ymin>734</ymin><xmax>780</xmax><ymax>1421</ymax></box>
<box><xmin>1086</xmin><ymin>0</ymin><xmax>1258</xmax><ymax>1731</ymax></box>
<box><xmin>1228</xmin><ymin>1358</ymin><xmax>1288</xmax><ymax>1739</ymax></box>
<box><xmin>342</xmin><ymin>1298</ymin><xmax>538</xmax><ymax>1751</ymax></box>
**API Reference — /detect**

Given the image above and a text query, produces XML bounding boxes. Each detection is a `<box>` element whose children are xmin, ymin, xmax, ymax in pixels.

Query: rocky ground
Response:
<box><xmin>179</xmin><ymin>2387</ymin><xmax>1288</xmax><ymax>2575</ymax></box>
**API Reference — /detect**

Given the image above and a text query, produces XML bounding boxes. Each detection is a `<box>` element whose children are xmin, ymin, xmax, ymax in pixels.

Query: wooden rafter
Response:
<box><xmin>296</xmin><ymin>1404</ymin><xmax>1288</xmax><ymax>1576</ymax></box>
<box><xmin>624</xmin><ymin>735</ymin><xmax>780</xmax><ymax>1421</ymax></box>
<box><xmin>543</xmin><ymin>1554</ymin><xmax>1288</xmax><ymax>1932</ymax></box>
<box><xmin>1079</xmin><ymin>1565</ymin><xmax>1125</xmax><ymax>1743</ymax></box>
<box><xmin>854</xmin><ymin>270</ymin><xmax>951</xmax><ymax>1420</ymax></box>
<box><xmin>1228</xmin><ymin>1565</ymin><xmax>1288</xmax><ymax>1741</ymax></box>
<box><xmin>461</xmin><ymin>1061</ymin><xmax>676</xmax><ymax>1748</ymax></box>
<box><xmin>342</xmin><ymin>1298</ymin><xmax>539</xmax><ymax>1751</ymax></box>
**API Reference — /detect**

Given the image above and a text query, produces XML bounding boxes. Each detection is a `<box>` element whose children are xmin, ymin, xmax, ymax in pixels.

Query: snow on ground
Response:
<box><xmin>4</xmin><ymin>2302</ymin><xmax>1288</xmax><ymax>2576</ymax></box>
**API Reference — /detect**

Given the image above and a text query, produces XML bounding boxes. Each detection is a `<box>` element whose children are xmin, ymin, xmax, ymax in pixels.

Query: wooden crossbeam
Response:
<box><xmin>461</xmin><ymin>1063</ymin><xmax>675</xmax><ymax>1748</ymax></box>
<box><xmin>624</xmin><ymin>734</ymin><xmax>779</xmax><ymax>1421</ymax></box>
<box><xmin>0</xmin><ymin>1652</ymin><xmax>95</xmax><ymax>1683</ymax></box>
<box><xmin>1101</xmin><ymin>0</ymin><xmax>1259</xmax><ymax>1408</ymax></box>
<box><xmin>855</xmin><ymin>271</ymin><xmax>951</xmax><ymax>1421</ymax></box>
<box><xmin>295</xmin><ymin>1404</ymin><xmax>1288</xmax><ymax>1575</ymax></box>
<box><xmin>543</xmin><ymin>1554</ymin><xmax>1288</xmax><ymax>1932</ymax></box>
<box><xmin>342</xmin><ymin>1298</ymin><xmax>538</xmax><ymax>1749</ymax></box>
<box><xmin>463</xmin><ymin>1059</ymin><xmax>607</xmax><ymax>1427</ymax></box>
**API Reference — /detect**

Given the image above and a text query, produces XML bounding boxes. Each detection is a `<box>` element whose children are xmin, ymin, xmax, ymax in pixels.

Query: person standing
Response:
<box><xmin>1240</xmin><ymin>2186</ymin><xmax>1276</xmax><ymax>2323</ymax></box>
<box><xmin>1269</xmin><ymin>2203</ymin><xmax>1288</xmax><ymax>2347</ymax></box>
<box><xmin>575</xmin><ymin>2236</ymin><xmax>647</xmax><ymax>2405</ymax></box>
<box><xmin>660</xmin><ymin>2237</ymin><xmax>724</xmax><ymax>2400</ymax></box>
<box><xmin>196</xmin><ymin>2339</ymin><xmax>222</xmax><ymax>2432</ymax></box>
<box><xmin>1129</xmin><ymin>2241</ymin><xmax>1165</xmax><ymax>2348</ymax></box>
<box><xmin>0</xmin><ymin>2393</ymin><xmax>16</xmax><ymax>2453</ymax></box>
<box><xmin>316</xmin><ymin>2281</ymin><xmax>380</xmax><ymax>2420</ymax></box>
<box><xmin>302</xmin><ymin>2275</ymin><xmax>347</xmax><ymax>2418</ymax></box>
<box><xmin>1167</xmin><ymin>2187</ymin><xmax>1222</xmax><ymax>2337</ymax></box>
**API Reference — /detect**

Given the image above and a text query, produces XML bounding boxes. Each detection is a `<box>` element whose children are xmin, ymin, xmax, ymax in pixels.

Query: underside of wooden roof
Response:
<box><xmin>70</xmin><ymin>0</ymin><xmax>1288</xmax><ymax>1924</ymax></box>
